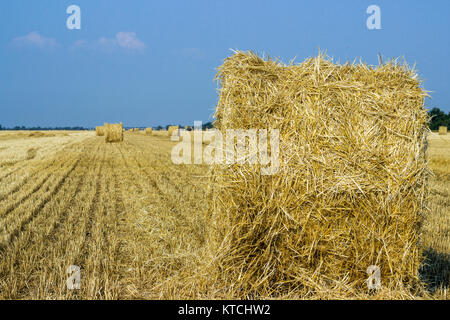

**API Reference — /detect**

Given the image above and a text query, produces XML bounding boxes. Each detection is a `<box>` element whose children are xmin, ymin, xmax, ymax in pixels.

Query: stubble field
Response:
<box><xmin>0</xmin><ymin>130</ymin><xmax>448</xmax><ymax>299</ymax></box>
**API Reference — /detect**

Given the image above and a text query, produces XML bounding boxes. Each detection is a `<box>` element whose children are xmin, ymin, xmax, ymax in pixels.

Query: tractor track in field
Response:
<box><xmin>107</xmin><ymin>144</ymin><xmax>126</xmax><ymax>250</ymax></box>
<box><xmin>0</xmin><ymin>151</ymin><xmax>84</xmax><ymax>251</ymax></box>
<box><xmin>38</xmin><ymin>143</ymin><xmax>102</xmax><ymax>249</ymax></box>
<box><xmin>0</xmin><ymin>141</ymin><xmax>89</xmax><ymax>207</ymax></box>
<box><xmin>123</xmin><ymin>140</ymin><xmax>181</xmax><ymax>204</ymax></box>
<box><xmin>0</xmin><ymin>143</ymin><xmax>102</xmax><ymax>298</ymax></box>
<box><xmin>126</xmin><ymin>138</ymin><xmax>206</xmax><ymax>215</ymax></box>
<box><xmin>118</xmin><ymin>141</ymin><xmax>179</xmax><ymax>212</ymax></box>
<box><xmin>0</xmin><ymin>147</ymin><xmax>85</xmax><ymax>220</ymax></box>
<box><xmin>0</xmin><ymin>158</ymin><xmax>69</xmax><ymax>203</ymax></box>
<box><xmin>74</xmin><ymin>144</ymin><xmax>106</xmax><ymax>272</ymax></box>
<box><xmin>0</xmin><ymin>166</ymin><xmax>24</xmax><ymax>183</ymax></box>
<box><xmin>126</xmin><ymin>138</ymin><xmax>185</xmax><ymax>193</ymax></box>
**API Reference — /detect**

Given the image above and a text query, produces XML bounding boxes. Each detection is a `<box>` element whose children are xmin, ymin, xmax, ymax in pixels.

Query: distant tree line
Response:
<box><xmin>163</xmin><ymin>121</ymin><xmax>214</xmax><ymax>131</ymax></box>
<box><xmin>0</xmin><ymin>122</ymin><xmax>215</xmax><ymax>131</ymax></box>
<box><xmin>0</xmin><ymin>125</ymin><xmax>88</xmax><ymax>130</ymax></box>
<box><xmin>428</xmin><ymin>107</ymin><xmax>450</xmax><ymax>130</ymax></box>
<box><xmin>1</xmin><ymin>112</ymin><xmax>446</xmax><ymax>131</ymax></box>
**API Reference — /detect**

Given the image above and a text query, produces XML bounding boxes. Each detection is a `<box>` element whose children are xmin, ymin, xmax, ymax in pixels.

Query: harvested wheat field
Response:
<box><xmin>0</xmin><ymin>130</ymin><xmax>448</xmax><ymax>299</ymax></box>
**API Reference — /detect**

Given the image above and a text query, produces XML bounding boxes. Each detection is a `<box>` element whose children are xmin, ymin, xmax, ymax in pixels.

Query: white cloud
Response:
<box><xmin>116</xmin><ymin>32</ymin><xmax>145</xmax><ymax>50</ymax></box>
<box><xmin>12</xmin><ymin>31</ymin><xmax>57</xmax><ymax>48</ymax></box>
<box><xmin>97</xmin><ymin>32</ymin><xmax>145</xmax><ymax>51</ymax></box>
<box><xmin>98</xmin><ymin>37</ymin><xmax>117</xmax><ymax>49</ymax></box>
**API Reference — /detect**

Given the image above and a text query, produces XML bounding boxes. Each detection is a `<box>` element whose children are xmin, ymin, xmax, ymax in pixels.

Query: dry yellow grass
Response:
<box><xmin>0</xmin><ymin>131</ymin><xmax>447</xmax><ymax>299</ymax></box>
<box><xmin>95</xmin><ymin>126</ymin><xmax>105</xmax><ymax>136</ymax></box>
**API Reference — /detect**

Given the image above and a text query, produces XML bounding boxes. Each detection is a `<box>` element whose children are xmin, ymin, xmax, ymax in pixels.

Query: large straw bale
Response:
<box><xmin>438</xmin><ymin>126</ymin><xmax>447</xmax><ymax>135</ymax></box>
<box><xmin>210</xmin><ymin>51</ymin><xmax>430</xmax><ymax>297</ymax></box>
<box><xmin>95</xmin><ymin>126</ymin><xmax>105</xmax><ymax>136</ymax></box>
<box><xmin>145</xmin><ymin>127</ymin><xmax>153</xmax><ymax>135</ymax></box>
<box><xmin>168</xmin><ymin>125</ymin><xmax>179</xmax><ymax>137</ymax></box>
<box><xmin>105</xmin><ymin>122</ymin><xmax>123</xmax><ymax>142</ymax></box>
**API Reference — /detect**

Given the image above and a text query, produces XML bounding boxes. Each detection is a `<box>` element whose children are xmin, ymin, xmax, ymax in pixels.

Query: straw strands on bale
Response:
<box><xmin>168</xmin><ymin>125</ymin><xmax>179</xmax><ymax>137</ymax></box>
<box><xmin>209</xmin><ymin>51</ymin><xmax>430</xmax><ymax>297</ymax></box>
<box><xmin>104</xmin><ymin>122</ymin><xmax>123</xmax><ymax>143</ymax></box>
<box><xmin>95</xmin><ymin>126</ymin><xmax>105</xmax><ymax>136</ymax></box>
<box><xmin>145</xmin><ymin>127</ymin><xmax>153</xmax><ymax>135</ymax></box>
<box><xmin>439</xmin><ymin>126</ymin><xmax>448</xmax><ymax>135</ymax></box>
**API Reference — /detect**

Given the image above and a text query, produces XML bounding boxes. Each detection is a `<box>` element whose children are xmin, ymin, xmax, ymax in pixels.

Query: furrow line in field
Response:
<box><xmin>114</xmin><ymin>141</ymin><xmax>166</xmax><ymax>298</ymax></box>
<box><xmin>126</xmin><ymin>148</ymin><xmax>181</xmax><ymax>212</ymax></box>
<box><xmin>88</xmin><ymin>144</ymin><xmax>124</xmax><ymax>299</ymax></box>
<box><xmin>79</xmin><ymin>147</ymin><xmax>110</xmax><ymax>298</ymax></box>
<box><xmin>112</xmin><ymin>142</ymin><xmax>142</xmax><ymax>298</ymax></box>
<box><xmin>0</xmin><ymin>159</ymin><xmax>65</xmax><ymax>204</ymax></box>
<box><xmin>0</xmin><ymin>150</ymin><xmax>82</xmax><ymax>219</ymax></box>
<box><xmin>0</xmin><ymin>166</ymin><xmax>23</xmax><ymax>183</ymax></box>
<box><xmin>64</xmin><ymin>143</ymin><xmax>106</xmax><ymax>299</ymax></box>
<box><xmin>55</xmin><ymin>142</ymin><xmax>104</xmax><ymax>299</ymax></box>
<box><xmin>36</xmin><ymin>143</ymin><xmax>102</xmax><ymax>249</ymax></box>
<box><xmin>0</xmin><ymin>154</ymin><xmax>83</xmax><ymax>249</ymax></box>
<box><xmin>0</xmin><ymin>141</ymin><xmax>89</xmax><ymax>209</ymax></box>
<box><xmin>126</xmin><ymin>138</ymin><xmax>193</xmax><ymax>194</ymax></box>
<box><xmin>0</xmin><ymin>143</ymin><xmax>101</xmax><ymax>298</ymax></box>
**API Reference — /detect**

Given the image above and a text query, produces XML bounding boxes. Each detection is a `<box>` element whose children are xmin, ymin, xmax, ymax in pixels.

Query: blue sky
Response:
<box><xmin>0</xmin><ymin>0</ymin><xmax>449</xmax><ymax>127</ymax></box>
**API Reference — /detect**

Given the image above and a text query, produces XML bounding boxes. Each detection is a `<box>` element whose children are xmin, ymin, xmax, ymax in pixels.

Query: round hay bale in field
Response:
<box><xmin>168</xmin><ymin>125</ymin><xmax>179</xmax><ymax>137</ymax></box>
<box><xmin>209</xmin><ymin>51</ymin><xmax>430</xmax><ymax>297</ymax></box>
<box><xmin>95</xmin><ymin>126</ymin><xmax>105</xmax><ymax>136</ymax></box>
<box><xmin>145</xmin><ymin>127</ymin><xmax>153</xmax><ymax>135</ymax></box>
<box><xmin>105</xmin><ymin>122</ymin><xmax>123</xmax><ymax>142</ymax></box>
<box><xmin>438</xmin><ymin>126</ymin><xmax>448</xmax><ymax>135</ymax></box>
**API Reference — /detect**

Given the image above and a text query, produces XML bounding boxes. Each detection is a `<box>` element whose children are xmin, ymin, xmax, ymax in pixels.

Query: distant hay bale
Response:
<box><xmin>133</xmin><ymin>128</ymin><xmax>140</xmax><ymax>132</ymax></box>
<box><xmin>438</xmin><ymin>126</ymin><xmax>447</xmax><ymax>135</ymax></box>
<box><xmin>128</xmin><ymin>129</ymin><xmax>133</xmax><ymax>132</ymax></box>
<box><xmin>209</xmin><ymin>51</ymin><xmax>430</xmax><ymax>297</ymax></box>
<box><xmin>105</xmin><ymin>122</ymin><xmax>123</xmax><ymax>143</ymax></box>
<box><xmin>95</xmin><ymin>126</ymin><xmax>105</xmax><ymax>136</ymax></box>
<box><xmin>145</xmin><ymin>127</ymin><xmax>153</xmax><ymax>135</ymax></box>
<box><xmin>168</xmin><ymin>125</ymin><xmax>179</xmax><ymax>137</ymax></box>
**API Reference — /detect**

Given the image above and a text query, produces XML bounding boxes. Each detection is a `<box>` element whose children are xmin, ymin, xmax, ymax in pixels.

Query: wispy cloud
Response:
<box><xmin>12</xmin><ymin>31</ymin><xmax>57</xmax><ymax>48</ymax></box>
<box><xmin>71</xmin><ymin>32</ymin><xmax>146</xmax><ymax>53</ymax></box>
<box><xmin>116</xmin><ymin>32</ymin><xmax>145</xmax><ymax>50</ymax></box>
<box><xmin>97</xmin><ymin>32</ymin><xmax>145</xmax><ymax>52</ymax></box>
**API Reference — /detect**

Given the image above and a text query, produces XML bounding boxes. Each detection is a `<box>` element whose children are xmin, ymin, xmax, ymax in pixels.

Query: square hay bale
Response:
<box><xmin>145</xmin><ymin>127</ymin><xmax>153</xmax><ymax>135</ymax></box>
<box><xmin>438</xmin><ymin>126</ymin><xmax>447</xmax><ymax>135</ymax></box>
<box><xmin>105</xmin><ymin>122</ymin><xmax>123</xmax><ymax>143</ymax></box>
<box><xmin>168</xmin><ymin>125</ymin><xmax>179</xmax><ymax>137</ymax></box>
<box><xmin>210</xmin><ymin>51</ymin><xmax>430</xmax><ymax>297</ymax></box>
<box><xmin>95</xmin><ymin>126</ymin><xmax>105</xmax><ymax>136</ymax></box>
